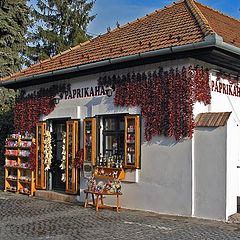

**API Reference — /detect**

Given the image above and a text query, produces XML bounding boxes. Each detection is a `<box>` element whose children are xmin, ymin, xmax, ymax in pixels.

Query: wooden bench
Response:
<box><xmin>84</xmin><ymin>189</ymin><xmax>122</xmax><ymax>212</ymax></box>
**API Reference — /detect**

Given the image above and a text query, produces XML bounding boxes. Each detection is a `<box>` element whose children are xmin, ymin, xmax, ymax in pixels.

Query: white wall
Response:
<box><xmin>226</xmin><ymin>116</ymin><xmax>239</xmax><ymax>219</ymax></box>
<box><xmin>194</xmin><ymin>126</ymin><xmax>227</xmax><ymax>220</ymax></box>
<box><xmin>22</xmin><ymin>58</ymin><xmax>240</xmax><ymax>220</ymax></box>
<box><xmin>103</xmin><ymin>122</ymin><xmax>192</xmax><ymax>216</ymax></box>
<box><xmin>24</xmin><ymin>59</ymin><xmax>195</xmax><ymax>216</ymax></box>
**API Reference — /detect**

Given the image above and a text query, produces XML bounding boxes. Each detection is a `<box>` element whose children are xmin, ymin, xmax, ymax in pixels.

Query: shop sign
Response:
<box><xmin>211</xmin><ymin>79</ymin><xmax>240</xmax><ymax>97</ymax></box>
<box><xmin>64</xmin><ymin>85</ymin><xmax>106</xmax><ymax>99</ymax></box>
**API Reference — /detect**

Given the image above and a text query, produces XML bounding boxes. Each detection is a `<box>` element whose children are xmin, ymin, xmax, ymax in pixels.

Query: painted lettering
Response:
<box><xmin>95</xmin><ymin>86</ymin><xmax>100</xmax><ymax>96</ymax></box>
<box><xmin>219</xmin><ymin>83</ymin><xmax>223</xmax><ymax>93</ymax></box>
<box><xmin>214</xmin><ymin>81</ymin><xmax>219</xmax><ymax>92</ymax></box>
<box><xmin>84</xmin><ymin>87</ymin><xmax>89</xmax><ymax>97</ymax></box>
<box><xmin>77</xmin><ymin>89</ymin><xmax>81</xmax><ymax>98</ymax></box>
<box><xmin>229</xmin><ymin>85</ymin><xmax>233</xmax><ymax>96</ymax></box>
<box><xmin>100</xmin><ymin>86</ymin><xmax>105</xmax><ymax>95</ymax></box>
<box><xmin>223</xmin><ymin>83</ymin><xmax>226</xmax><ymax>94</ymax></box>
<box><xmin>234</xmin><ymin>86</ymin><xmax>238</xmax><ymax>97</ymax></box>
<box><xmin>72</xmin><ymin>89</ymin><xmax>77</xmax><ymax>99</ymax></box>
<box><xmin>212</xmin><ymin>79</ymin><xmax>240</xmax><ymax>98</ymax></box>
<box><xmin>68</xmin><ymin>91</ymin><xmax>72</xmax><ymax>99</ymax></box>
<box><xmin>65</xmin><ymin>91</ymin><xmax>68</xmax><ymax>99</ymax></box>
<box><xmin>90</xmin><ymin>87</ymin><xmax>94</xmax><ymax>97</ymax></box>
<box><xmin>211</xmin><ymin>81</ymin><xmax>215</xmax><ymax>91</ymax></box>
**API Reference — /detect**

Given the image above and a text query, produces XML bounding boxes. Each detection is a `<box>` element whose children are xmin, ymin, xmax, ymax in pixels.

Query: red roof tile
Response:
<box><xmin>1</xmin><ymin>0</ymin><xmax>240</xmax><ymax>84</ymax></box>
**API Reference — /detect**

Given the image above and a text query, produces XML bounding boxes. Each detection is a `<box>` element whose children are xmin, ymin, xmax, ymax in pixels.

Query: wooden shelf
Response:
<box><xmin>4</xmin><ymin>155</ymin><xmax>18</xmax><ymax>158</ymax></box>
<box><xmin>4</xmin><ymin>146</ymin><xmax>18</xmax><ymax>149</ymax></box>
<box><xmin>4</xmin><ymin>165</ymin><xmax>18</xmax><ymax>169</ymax></box>
<box><xmin>94</xmin><ymin>166</ymin><xmax>125</xmax><ymax>180</ymax></box>
<box><xmin>5</xmin><ymin>188</ymin><xmax>17</xmax><ymax>193</ymax></box>
<box><xmin>4</xmin><ymin>136</ymin><xmax>35</xmax><ymax>197</ymax></box>
<box><xmin>19</xmin><ymin>190</ymin><xmax>31</xmax><ymax>195</ymax></box>
<box><xmin>6</xmin><ymin>178</ymin><xmax>17</xmax><ymax>182</ymax></box>
<box><xmin>17</xmin><ymin>166</ymin><xmax>31</xmax><ymax>170</ymax></box>
<box><xmin>19</xmin><ymin>179</ymin><xmax>32</xmax><ymax>184</ymax></box>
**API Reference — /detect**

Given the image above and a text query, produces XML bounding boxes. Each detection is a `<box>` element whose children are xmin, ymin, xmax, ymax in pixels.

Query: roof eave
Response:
<box><xmin>1</xmin><ymin>34</ymin><xmax>240</xmax><ymax>88</ymax></box>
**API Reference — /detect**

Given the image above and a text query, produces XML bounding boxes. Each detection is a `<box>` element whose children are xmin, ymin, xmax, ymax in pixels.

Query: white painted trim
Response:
<box><xmin>192</xmin><ymin>135</ymin><xmax>195</xmax><ymax>217</ymax></box>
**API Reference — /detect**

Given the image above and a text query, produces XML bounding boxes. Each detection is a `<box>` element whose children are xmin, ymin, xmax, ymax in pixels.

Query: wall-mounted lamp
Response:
<box><xmin>53</xmin><ymin>94</ymin><xmax>61</xmax><ymax>105</ymax></box>
<box><xmin>105</xmin><ymin>85</ymin><xmax>115</xmax><ymax>97</ymax></box>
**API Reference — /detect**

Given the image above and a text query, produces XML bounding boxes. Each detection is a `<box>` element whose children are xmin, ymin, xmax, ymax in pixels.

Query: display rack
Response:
<box><xmin>4</xmin><ymin>136</ymin><xmax>36</xmax><ymax>196</ymax></box>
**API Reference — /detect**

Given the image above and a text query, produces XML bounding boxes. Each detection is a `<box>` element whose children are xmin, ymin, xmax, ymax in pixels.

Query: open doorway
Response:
<box><xmin>51</xmin><ymin>119</ymin><xmax>67</xmax><ymax>192</ymax></box>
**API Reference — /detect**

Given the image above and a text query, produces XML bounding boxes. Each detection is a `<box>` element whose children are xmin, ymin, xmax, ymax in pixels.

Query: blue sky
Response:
<box><xmin>87</xmin><ymin>0</ymin><xmax>240</xmax><ymax>36</ymax></box>
<box><xmin>29</xmin><ymin>1</ymin><xmax>240</xmax><ymax>36</ymax></box>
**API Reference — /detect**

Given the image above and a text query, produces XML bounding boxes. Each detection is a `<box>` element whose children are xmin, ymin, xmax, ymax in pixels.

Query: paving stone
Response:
<box><xmin>1</xmin><ymin>191</ymin><xmax>240</xmax><ymax>240</ymax></box>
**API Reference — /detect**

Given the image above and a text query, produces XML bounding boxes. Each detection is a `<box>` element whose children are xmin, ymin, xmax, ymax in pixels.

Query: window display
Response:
<box><xmin>84</xmin><ymin>114</ymin><xmax>141</xmax><ymax>174</ymax></box>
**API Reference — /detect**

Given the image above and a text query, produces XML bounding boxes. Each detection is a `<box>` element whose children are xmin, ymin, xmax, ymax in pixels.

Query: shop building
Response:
<box><xmin>1</xmin><ymin>0</ymin><xmax>240</xmax><ymax>221</ymax></box>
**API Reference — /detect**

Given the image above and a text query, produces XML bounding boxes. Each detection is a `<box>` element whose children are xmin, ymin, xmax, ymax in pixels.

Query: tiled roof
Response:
<box><xmin>196</xmin><ymin>2</ymin><xmax>240</xmax><ymax>48</ymax></box>
<box><xmin>195</xmin><ymin>112</ymin><xmax>231</xmax><ymax>127</ymax></box>
<box><xmin>1</xmin><ymin>0</ymin><xmax>240</xmax><ymax>83</ymax></box>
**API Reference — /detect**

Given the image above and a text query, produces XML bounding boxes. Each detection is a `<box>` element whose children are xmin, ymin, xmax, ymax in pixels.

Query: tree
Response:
<box><xmin>27</xmin><ymin>0</ymin><xmax>96</xmax><ymax>64</ymax></box>
<box><xmin>0</xmin><ymin>0</ymin><xmax>30</xmax><ymax>77</ymax></box>
<box><xmin>0</xmin><ymin>0</ymin><xmax>30</xmax><ymax>164</ymax></box>
<box><xmin>0</xmin><ymin>88</ymin><xmax>15</xmax><ymax>161</ymax></box>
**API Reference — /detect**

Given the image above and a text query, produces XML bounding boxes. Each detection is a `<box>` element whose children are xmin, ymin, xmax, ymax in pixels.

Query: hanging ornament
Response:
<box><xmin>44</xmin><ymin>130</ymin><xmax>53</xmax><ymax>171</ymax></box>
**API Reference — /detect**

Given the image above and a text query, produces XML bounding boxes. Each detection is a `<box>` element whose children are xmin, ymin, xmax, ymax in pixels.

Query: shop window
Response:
<box><xmin>95</xmin><ymin>114</ymin><xmax>141</xmax><ymax>169</ymax></box>
<box><xmin>99</xmin><ymin>115</ymin><xmax>125</xmax><ymax>168</ymax></box>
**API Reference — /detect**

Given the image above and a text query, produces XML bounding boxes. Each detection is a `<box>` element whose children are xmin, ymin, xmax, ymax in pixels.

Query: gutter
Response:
<box><xmin>1</xmin><ymin>34</ymin><xmax>240</xmax><ymax>87</ymax></box>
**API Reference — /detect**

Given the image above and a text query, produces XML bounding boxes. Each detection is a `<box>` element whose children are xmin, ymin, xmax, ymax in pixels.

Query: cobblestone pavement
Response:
<box><xmin>1</xmin><ymin>191</ymin><xmax>240</xmax><ymax>240</ymax></box>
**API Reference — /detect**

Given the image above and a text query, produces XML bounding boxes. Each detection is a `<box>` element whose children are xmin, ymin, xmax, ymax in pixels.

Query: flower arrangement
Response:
<box><xmin>86</xmin><ymin>175</ymin><xmax>122</xmax><ymax>194</ymax></box>
<box><xmin>44</xmin><ymin>130</ymin><xmax>52</xmax><ymax>171</ymax></box>
<box><xmin>104</xmin><ymin>179</ymin><xmax>122</xmax><ymax>193</ymax></box>
<box><xmin>60</xmin><ymin>132</ymin><xmax>66</xmax><ymax>182</ymax></box>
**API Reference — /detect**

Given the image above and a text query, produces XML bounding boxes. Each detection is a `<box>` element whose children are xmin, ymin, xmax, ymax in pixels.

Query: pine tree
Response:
<box><xmin>27</xmin><ymin>0</ymin><xmax>96</xmax><ymax>63</ymax></box>
<box><xmin>0</xmin><ymin>0</ymin><xmax>30</xmax><ymax>77</ymax></box>
<box><xmin>0</xmin><ymin>0</ymin><xmax>30</xmax><ymax>165</ymax></box>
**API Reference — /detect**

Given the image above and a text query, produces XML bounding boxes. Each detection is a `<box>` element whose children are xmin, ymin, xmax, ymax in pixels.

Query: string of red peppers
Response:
<box><xmin>98</xmin><ymin>65</ymin><xmax>211</xmax><ymax>141</ymax></box>
<box><xmin>14</xmin><ymin>84</ymin><xmax>70</xmax><ymax>134</ymax></box>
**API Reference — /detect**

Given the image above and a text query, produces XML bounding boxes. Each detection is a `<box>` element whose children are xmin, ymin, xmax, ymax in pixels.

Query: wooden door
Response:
<box><xmin>36</xmin><ymin>122</ymin><xmax>47</xmax><ymax>189</ymax></box>
<box><xmin>124</xmin><ymin>115</ymin><xmax>141</xmax><ymax>169</ymax></box>
<box><xmin>66</xmin><ymin>120</ymin><xmax>79</xmax><ymax>194</ymax></box>
<box><xmin>83</xmin><ymin>118</ymin><xmax>97</xmax><ymax>165</ymax></box>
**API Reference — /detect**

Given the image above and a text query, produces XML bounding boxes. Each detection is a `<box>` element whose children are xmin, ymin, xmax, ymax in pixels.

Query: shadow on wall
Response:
<box><xmin>141</xmin><ymin>123</ymin><xmax>184</xmax><ymax>147</ymax></box>
<box><xmin>84</xmin><ymin>97</ymin><xmax>104</xmax><ymax>116</ymax></box>
<box><xmin>142</xmin><ymin>126</ymin><xmax>218</xmax><ymax>147</ymax></box>
<box><xmin>195</xmin><ymin>126</ymin><xmax>218</xmax><ymax>133</ymax></box>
